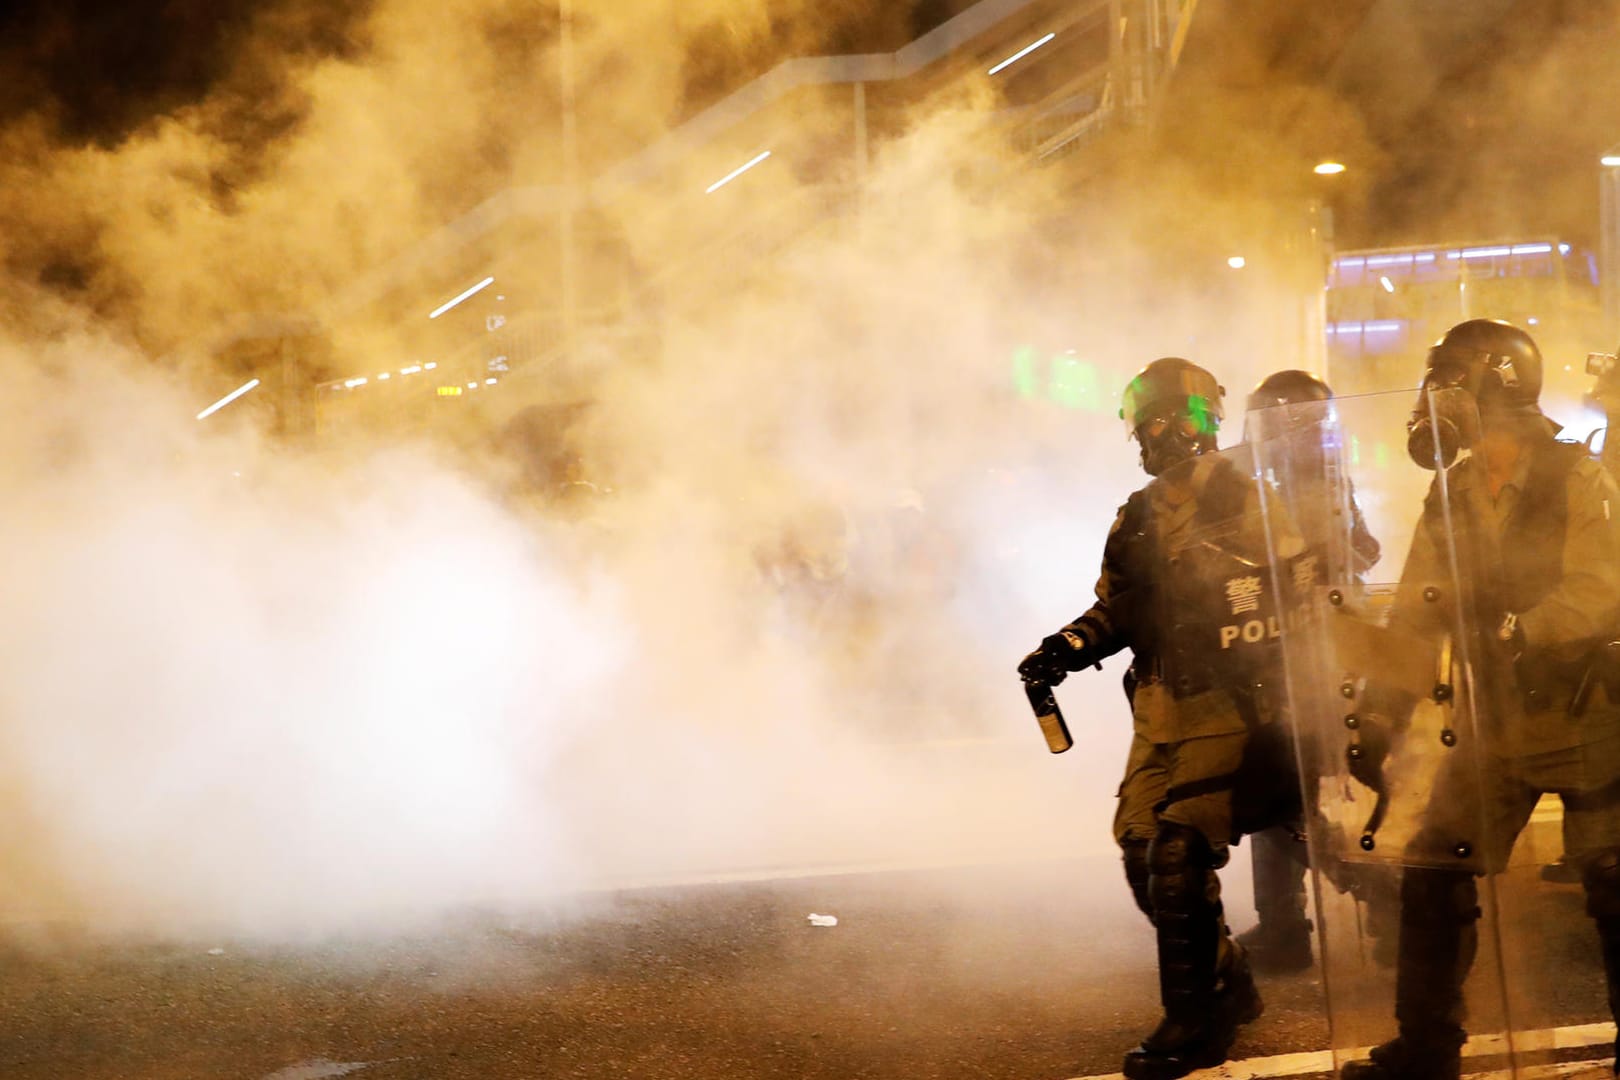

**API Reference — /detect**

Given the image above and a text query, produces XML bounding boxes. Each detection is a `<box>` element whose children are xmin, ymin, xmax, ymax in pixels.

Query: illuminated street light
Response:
<box><xmin>706</xmin><ymin>151</ymin><xmax>772</xmax><ymax>194</ymax></box>
<box><xmin>1603</xmin><ymin>154</ymin><xmax>1620</xmax><ymax>168</ymax></box>
<box><xmin>429</xmin><ymin>276</ymin><xmax>495</xmax><ymax>319</ymax></box>
<box><xmin>1227</xmin><ymin>256</ymin><xmax>1246</xmax><ymax>269</ymax></box>
<box><xmin>1380</xmin><ymin>276</ymin><xmax>1395</xmax><ymax>293</ymax></box>
<box><xmin>988</xmin><ymin>32</ymin><xmax>1055</xmax><ymax>75</ymax></box>
<box><xmin>1314</xmin><ymin>161</ymin><xmax>1346</xmax><ymax>176</ymax></box>
<box><xmin>196</xmin><ymin>378</ymin><xmax>260</xmax><ymax>421</ymax></box>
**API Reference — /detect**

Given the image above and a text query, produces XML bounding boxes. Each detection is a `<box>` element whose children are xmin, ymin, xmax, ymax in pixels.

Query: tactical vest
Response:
<box><xmin>1423</xmin><ymin>439</ymin><xmax>1583</xmax><ymax>615</ymax></box>
<box><xmin>1114</xmin><ymin>457</ymin><xmax>1268</xmax><ymax>700</ymax></box>
<box><xmin>1424</xmin><ymin>438</ymin><xmax>1589</xmax><ymax>713</ymax></box>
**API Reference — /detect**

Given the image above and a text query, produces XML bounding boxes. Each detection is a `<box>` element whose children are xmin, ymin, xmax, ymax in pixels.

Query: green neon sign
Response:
<box><xmin>1011</xmin><ymin>347</ymin><xmax>1115</xmax><ymax>413</ymax></box>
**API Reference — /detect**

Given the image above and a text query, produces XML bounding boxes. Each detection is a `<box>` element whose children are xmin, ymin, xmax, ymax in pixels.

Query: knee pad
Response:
<box><xmin>1121</xmin><ymin>839</ymin><xmax>1154</xmax><ymax>920</ymax></box>
<box><xmin>1583</xmin><ymin>848</ymin><xmax>1620</xmax><ymax>919</ymax></box>
<box><xmin>1148</xmin><ymin>822</ymin><xmax>1220</xmax><ymax>914</ymax></box>
<box><xmin>1400</xmin><ymin>866</ymin><xmax>1480</xmax><ymax>928</ymax></box>
<box><xmin>1149</xmin><ymin>821</ymin><xmax>1217</xmax><ymax>875</ymax></box>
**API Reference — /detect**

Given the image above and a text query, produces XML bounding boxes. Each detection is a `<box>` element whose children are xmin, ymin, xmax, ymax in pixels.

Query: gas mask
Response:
<box><xmin>1405</xmin><ymin>342</ymin><xmax>1509</xmax><ymax>473</ymax></box>
<box><xmin>1135</xmin><ymin>412</ymin><xmax>1216</xmax><ymax>477</ymax></box>
<box><xmin>1406</xmin><ymin>387</ymin><xmax>1480</xmax><ymax>470</ymax></box>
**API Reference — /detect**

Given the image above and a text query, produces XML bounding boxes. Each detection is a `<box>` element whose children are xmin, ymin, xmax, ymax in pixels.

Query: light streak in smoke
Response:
<box><xmin>1226</xmin><ymin>256</ymin><xmax>1245</xmax><ymax>269</ymax></box>
<box><xmin>705</xmin><ymin>151</ymin><xmax>772</xmax><ymax>194</ymax></box>
<box><xmin>1326</xmin><ymin>321</ymin><xmax>1404</xmax><ymax>335</ymax></box>
<box><xmin>1313</xmin><ymin>161</ymin><xmax>1346</xmax><ymax>175</ymax></box>
<box><xmin>196</xmin><ymin>379</ymin><xmax>261</xmax><ymax>421</ymax></box>
<box><xmin>401</xmin><ymin>365</ymin><xmax>422</xmax><ymax>375</ymax></box>
<box><xmin>1448</xmin><ymin>246</ymin><xmax>1513</xmax><ymax>260</ymax></box>
<box><xmin>988</xmin><ymin>33</ymin><xmax>1055</xmax><ymax>75</ymax></box>
<box><xmin>429</xmin><ymin>276</ymin><xmax>496</xmax><ymax>319</ymax></box>
<box><xmin>1379</xmin><ymin>276</ymin><xmax>1394</xmax><ymax>293</ymax></box>
<box><xmin>1603</xmin><ymin>155</ymin><xmax>1620</xmax><ymax>167</ymax></box>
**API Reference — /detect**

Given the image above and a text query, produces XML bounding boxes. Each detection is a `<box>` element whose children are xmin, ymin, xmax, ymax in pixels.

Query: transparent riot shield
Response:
<box><xmin>1251</xmin><ymin>387</ymin><xmax>1555</xmax><ymax>1076</ymax></box>
<box><xmin>1150</xmin><ymin>446</ymin><xmax>1304</xmax><ymax>842</ymax></box>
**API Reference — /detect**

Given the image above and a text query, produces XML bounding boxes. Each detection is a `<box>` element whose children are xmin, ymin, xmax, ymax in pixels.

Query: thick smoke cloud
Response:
<box><xmin>1</xmin><ymin>0</ymin><xmax>1616</xmax><ymax>937</ymax></box>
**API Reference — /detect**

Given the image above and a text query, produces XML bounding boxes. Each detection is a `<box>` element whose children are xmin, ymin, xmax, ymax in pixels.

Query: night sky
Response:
<box><xmin>0</xmin><ymin>0</ymin><xmax>1617</xmax><ymax>329</ymax></box>
<box><xmin>0</xmin><ymin>0</ymin><xmax>371</xmax><ymax>146</ymax></box>
<box><xmin>0</xmin><ymin>0</ymin><xmax>971</xmax><ymax>147</ymax></box>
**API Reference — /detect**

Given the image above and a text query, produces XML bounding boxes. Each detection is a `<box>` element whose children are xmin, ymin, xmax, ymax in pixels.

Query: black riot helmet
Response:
<box><xmin>1246</xmin><ymin>369</ymin><xmax>1333</xmax><ymax>414</ymax></box>
<box><xmin>1242</xmin><ymin>369</ymin><xmax>1334</xmax><ymax>451</ymax></box>
<box><xmin>1419</xmin><ymin>318</ymin><xmax>1543</xmax><ymax>410</ymax></box>
<box><xmin>1119</xmin><ymin>357</ymin><xmax>1224</xmax><ymax>476</ymax></box>
<box><xmin>1406</xmin><ymin>319</ymin><xmax>1544</xmax><ymax>469</ymax></box>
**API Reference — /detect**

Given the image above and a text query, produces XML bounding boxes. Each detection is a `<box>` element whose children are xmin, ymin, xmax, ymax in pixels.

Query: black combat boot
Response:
<box><xmin>1338</xmin><ymin>866</ymin><xmax>1475</xmax><ymax>1080</ymax></box>
<box><xmin>1123</xmin><ymin>824</ymin><xmax>1257</xmax><ymax>1080</ymax></box>
<box><xmin>1594</xmin><ymin>915</ymin><xmax>1620</xmax><ymax>1075</ymax></box>
<box><xmin>1238</xmin><ymin>826</ymin><xmax>1314</xmax><ymax>973</ymax></box>
<box><xmin>1339</xmin><ymin>1035</ymin><xmax>1462</xmax><ymax>1080</ymax></box>
<box><xmin>1583</xmin><ymin>850</ymin><xmax>1620</xmax><ymax>1075</ymax></box>
<box><xmin>1234</xmin><ymin>916</ymin><xmax>1312</xmax><ymax>974</ymax></box>
<box><xmin>1218</xmin><ymin>938</ymin><xmax>1264</xmax><ymax>1027</ymax></box>
<box><xmin>1122</xmin><ymin>1011</ymin><xmax>1239</xmax><ymax>1080</ymax></box>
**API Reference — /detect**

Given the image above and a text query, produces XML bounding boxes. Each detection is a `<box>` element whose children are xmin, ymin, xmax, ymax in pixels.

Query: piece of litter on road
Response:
<box><xmin>261</xmin><ymin>1061</ymin><xmax>373</xmax><ymax>1080</ymax></box>
<box><xmin>206</xmin><ymin>947</ymin><xmax>225</xmax><ymax>956</ymax></box>
<box><xmin>807</xmin><ymin>913</ymin><xmax>838</xmax><ymax>927</ymax></box>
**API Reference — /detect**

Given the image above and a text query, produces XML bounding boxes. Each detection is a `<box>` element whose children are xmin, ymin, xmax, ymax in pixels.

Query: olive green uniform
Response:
<box><xmin>1369</xmin><ymin>434</ymin><xmax>1620</xmax><ymax>1062</ymax></box>
<box><xmin>1392</xmin><ymin>445</ymin><xmax>1620</xmax><ymax>870</ymax></box>
<box><xmin>1060</xmin><ymin>453</ymin><xmax>1302</xmax><ymax>863</ymax></box>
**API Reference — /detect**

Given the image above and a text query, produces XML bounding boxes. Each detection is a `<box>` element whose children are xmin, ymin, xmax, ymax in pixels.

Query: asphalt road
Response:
<box><xmin>0</xmin><ymin>853</ymin><xmax>1611</xmax><ymax>1080</ymax></box>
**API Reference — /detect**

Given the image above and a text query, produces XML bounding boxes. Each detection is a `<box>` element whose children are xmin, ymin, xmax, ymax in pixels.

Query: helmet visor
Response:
<box><xmin>1121</xmin><ymin>366</ymin><xmax>1224</xmax><ymax>440</ymax></box>
<box><xmin>1421</xmin><ymin>344</ymin><xmax>1490</xmax><ymax>397</ymax></box>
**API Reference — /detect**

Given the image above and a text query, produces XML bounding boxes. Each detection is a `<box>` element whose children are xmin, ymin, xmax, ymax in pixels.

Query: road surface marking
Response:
<box><xmin>1066</xmin><ymin>1020</ymin><xmax>1617</xmax><ymax>1079</ymax></box>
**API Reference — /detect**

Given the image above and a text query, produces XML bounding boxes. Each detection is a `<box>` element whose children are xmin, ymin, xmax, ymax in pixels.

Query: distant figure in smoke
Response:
<box><xmin>1019</xmin><ymin>357</ymin><xmax>1310</xmax><ymax>1080</ymax></box>
<box><xmin>495</xmin><ymin>400</ymin><xmax>607</xmax><ymax>517</ymax></box>
<box><xmin>1337</xmin><ymin>320</ymin><xmax>1620</xmax><ymax>1080</ymax></box>
<box><xmin>1235</xmin><ymin>369</ymin><xmax>1382</xmax><ymax>974</ymax></box>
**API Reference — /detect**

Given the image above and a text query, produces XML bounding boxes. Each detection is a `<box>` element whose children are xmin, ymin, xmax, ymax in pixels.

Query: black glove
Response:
<box><xmin>1346</xmin><ymin>722</ymin><xmax>1392</xmax><ymax>791</ymax></box>
<box><xmin>1017</xmin><ymin>630</ymin><xmax>1099</xmax><ymax>686</ymax></box>
<box><xmin>1018</xmin><ymin>648</ymin><xmax>1065</xmax><ymax>686</ymax></box>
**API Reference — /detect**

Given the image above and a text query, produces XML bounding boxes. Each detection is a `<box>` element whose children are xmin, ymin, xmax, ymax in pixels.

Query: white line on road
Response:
<box><xmin>1065</xmin><ymin>1021</ymin><xmax>1617</xmax><ymax>1080</ymax></box>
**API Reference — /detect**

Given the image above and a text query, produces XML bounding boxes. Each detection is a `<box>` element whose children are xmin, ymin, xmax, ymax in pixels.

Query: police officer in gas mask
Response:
<box><xmin>1019</xmin><ymin>357</ymin><xmax>1306</xmax><ymax>1080</ymax></box>
<box><xmin>1341</xmin><ymin>319</ymin><xmax>1620</xmax><ymax>1079</ymax></box>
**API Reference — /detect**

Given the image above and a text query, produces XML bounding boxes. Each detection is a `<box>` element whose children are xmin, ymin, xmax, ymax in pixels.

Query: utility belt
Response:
<box><xmin>1129</xmin><ymin>655</ymin><xmax>1269</xmax><ymax>729</ymax></box>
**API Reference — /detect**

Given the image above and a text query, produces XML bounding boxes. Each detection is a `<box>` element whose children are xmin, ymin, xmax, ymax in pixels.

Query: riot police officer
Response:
<box><xmin>1237</xmin><ymin>370</ymin><xmax>1382</xmax><ymax>973</ymax></box>
<box><xmin>1020</xmin><ymin>357</ymin><xmax>1297</xmax><ymax>1080</ymax></box>
<box><xmin>1339</xmin><ymin>319</ymin><xmax>1620</xmax><ymax>1079</ymax></box>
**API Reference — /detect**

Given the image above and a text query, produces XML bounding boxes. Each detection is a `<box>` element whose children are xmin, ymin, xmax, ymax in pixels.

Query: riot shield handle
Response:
<box><xmin>1359</xmin><ymin>792</ymin><xmax>1389</xmax><ymax>852</ymax></box>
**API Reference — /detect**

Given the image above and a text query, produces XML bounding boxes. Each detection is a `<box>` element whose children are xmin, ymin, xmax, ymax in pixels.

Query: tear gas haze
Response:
<box><xmin>1</xmin><ymin>0</ymin><xmax>1616</xmax><ymax>939</ymax></box>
